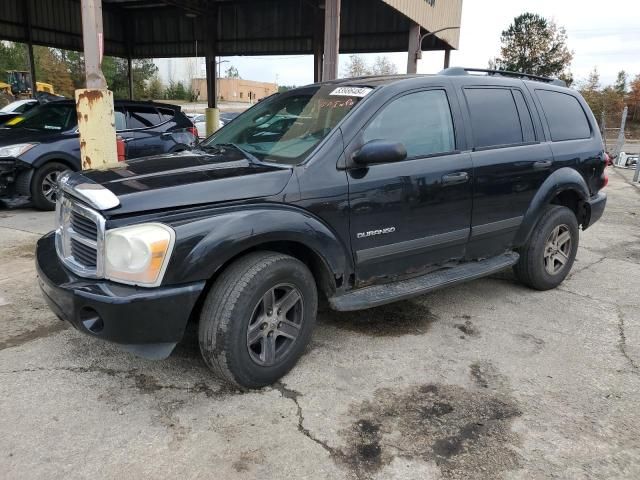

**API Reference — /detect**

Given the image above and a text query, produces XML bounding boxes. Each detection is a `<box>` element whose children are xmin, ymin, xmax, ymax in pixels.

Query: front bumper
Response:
<box><xmin>36</xmin><ymin>233</ymin><xmax>206</xmax><ymax>359</ymax></box>
<box><xmin>584</xmin><ymin>191</ymin><xmax>607</xmax><ymax>229</ymax></box>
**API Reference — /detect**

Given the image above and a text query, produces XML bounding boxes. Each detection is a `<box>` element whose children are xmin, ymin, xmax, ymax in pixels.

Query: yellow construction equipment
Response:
<box><xmin>5</xmin><ymin>71</ymin><xmax>55</xmax><ymax>98</ymax></box>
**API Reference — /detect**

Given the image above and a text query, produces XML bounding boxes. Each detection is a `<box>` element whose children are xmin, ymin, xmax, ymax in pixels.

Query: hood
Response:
<box><xmin>0</xmin><ymin>127</ymin><xmax>72</xmax><ymax>145</ymax></box>
<box><xmin>77</xmin><ymin>147</ymin><xmax>294</xmax><ymax>215</ymax></box>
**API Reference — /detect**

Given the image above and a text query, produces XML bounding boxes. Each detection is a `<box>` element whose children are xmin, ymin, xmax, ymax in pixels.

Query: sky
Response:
<box><xmin>156</xmin><ymin>0</ymin><xmax>640</xmax><ymax>89</ymax></box>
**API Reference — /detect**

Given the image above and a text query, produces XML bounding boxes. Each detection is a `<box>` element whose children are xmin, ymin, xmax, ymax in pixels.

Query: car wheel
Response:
<box><xmin>199</xmin><ymin>251</ymin><xmax>318</xmax><ymax>389</ymax></box>
<box><xmin>514</xmin><ymin>205</ymin><xmax>579</xmax><ymax>290</ymax></box>
<box><xmin>31</xmin><ymin>162</ymin><xmax>68</xmax><ymax>211</ymax></box>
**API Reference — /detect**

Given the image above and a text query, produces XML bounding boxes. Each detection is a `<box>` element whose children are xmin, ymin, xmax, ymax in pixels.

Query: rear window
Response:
<box><xmin>158</xmin><ymin>108</ymin><xmax>175</xmax><ymax>122</ymax></box>
<box><xmin>127</xmin><ymin>106</ymin><xmax>160</xmax><ymax>129</ymax></box>
<box><xmin>464</xmin><ymin>88</ymin><xmax>523</xmax><ymax>148</ymax></box>
<box><xmin>4</xmin><ymin>103</ymin><xmax>77</xmax><ymax>131</ymax></box>
<box><xmin>536</xmin><ymin>90</ymin><xmax>591</xmax><ymax>141</ymax></box>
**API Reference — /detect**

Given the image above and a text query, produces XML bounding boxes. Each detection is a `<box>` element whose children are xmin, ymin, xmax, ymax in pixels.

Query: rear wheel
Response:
<box><xmin>31</xmin><ymin>162</ymin><xmax>68</xmax><ymax>210</ymax></box>
<box><xmin>199</xmin><ymin>251</ymin><xmax>317</xmax><ymax>389</ymax></box>
<box><xmin>514</xmin><ymin>205</ymin><xmax>579</xmax><ymax>290</ymax></box>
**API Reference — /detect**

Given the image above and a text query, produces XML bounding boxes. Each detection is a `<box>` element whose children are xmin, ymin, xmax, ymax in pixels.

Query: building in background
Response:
<box><xmin>191</xmin><ymin>78</ymin><xmax>277</xmax><ymax>103</ymax></box>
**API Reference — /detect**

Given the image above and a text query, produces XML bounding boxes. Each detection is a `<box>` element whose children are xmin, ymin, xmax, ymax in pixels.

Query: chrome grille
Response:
<box><xmin>55</xmin><ymin>194</ymin><xmax>105</xmax><ymax>278</ymax></box>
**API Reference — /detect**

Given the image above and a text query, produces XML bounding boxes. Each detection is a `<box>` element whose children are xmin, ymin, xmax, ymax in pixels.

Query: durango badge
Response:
<box><xmin>357</xmin><ymin>227</ymin><xmax>396</xmax><ymax>239</ymax></box>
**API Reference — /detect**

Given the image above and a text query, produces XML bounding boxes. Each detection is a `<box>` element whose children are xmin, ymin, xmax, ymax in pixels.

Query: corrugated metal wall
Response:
<box><xmin>0</xmin><ymin>0</ymin><xmax>461</xmax><ymax>58</ymax></box>
<box><xmin>382</xmin><ymin>0</ymin><xmax>463</xmax><ymax>48</ymax></box>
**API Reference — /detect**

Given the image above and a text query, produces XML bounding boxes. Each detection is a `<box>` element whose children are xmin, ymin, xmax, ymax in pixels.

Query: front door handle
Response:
<box><xmin>442</xmin><ymin>172</ymin><xmax>469</xmax><ymax>185</ymax></box>
<box><xmin>533</xmin><ymin>160</ymin><xmax>552</xmax><ymax>170</ymax></box>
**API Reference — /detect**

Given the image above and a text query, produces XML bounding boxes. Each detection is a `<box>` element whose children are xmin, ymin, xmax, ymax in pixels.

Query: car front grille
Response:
<box><xmin>55</xmin><ymin>194</ymin><xmax>105</xmax><ymax>278</ymax></box>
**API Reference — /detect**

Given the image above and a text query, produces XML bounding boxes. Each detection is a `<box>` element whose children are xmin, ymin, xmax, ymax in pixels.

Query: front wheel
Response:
<box><xmin>199</xmin><ymin>251</ymin><xmax>318</xmax><ymax>389</ymax></box>
<box><xmin>514</xmin><ymin>205</ymin><xmax>579</xmax><ymax>290</ymax></box>
<box><xmin>31</xmin><ymin>162</ymin><xmax>68</xmax><ymax>210</ymax></box>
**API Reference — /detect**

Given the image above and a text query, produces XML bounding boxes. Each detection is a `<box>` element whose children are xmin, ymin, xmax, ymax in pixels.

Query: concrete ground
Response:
<box><xmin>1</xmin><ymin>169</ymin><xmax>639</xmax><ymax>480</ymax></box>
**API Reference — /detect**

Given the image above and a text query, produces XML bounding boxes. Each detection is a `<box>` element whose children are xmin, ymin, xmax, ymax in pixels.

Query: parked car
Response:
<box><xmin>36</xmin><ymin>68</ymin><xmax>607</xmax><ymax>388</ymax></box>
<box><xmin>189</xmin><ymin>113</ymin><xmax>240</xmax><ymax>139</ymax></box>
<box><xmin>0</xmin><ymin>100</ymin><xmax>197</xmax><ymax>209</ymax></box>
<box><xmin>0</xmin><ymin>99</ymin><xmax>38</xmax><ymax>125</ymax></box>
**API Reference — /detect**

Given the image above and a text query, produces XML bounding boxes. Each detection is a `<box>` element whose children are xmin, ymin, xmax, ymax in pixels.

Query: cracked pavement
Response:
<box><xmin>1</xmin><ymin>169</ymin><xmax>639</xmax><ymax>479</ymax></box>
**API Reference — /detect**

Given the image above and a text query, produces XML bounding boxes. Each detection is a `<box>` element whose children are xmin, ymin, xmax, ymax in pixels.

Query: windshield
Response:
<box><xmin>4</xmin><ymin>103</ymin><xmax>77</xmax><ymax>131</ymax></box>
<box><xmin>201</xmin><ymin>85</ymin><xmax>371</xmax><ymax>164</ymax></box>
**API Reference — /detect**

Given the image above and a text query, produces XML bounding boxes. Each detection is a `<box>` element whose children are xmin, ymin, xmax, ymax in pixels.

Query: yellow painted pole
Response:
<box><xmin>77</xmin><ymin>0</ymin><xmax>118</xmax><ymax>170</ymax></box>
<box><xmin>76</xmin><ymin>89</ymin><xmax>118</xmax><ymax>170</ymax></box>
<box><xmin>205</xmin><ymin>107</ymin><xmax>220</xmax><ymax>137</ymax></box>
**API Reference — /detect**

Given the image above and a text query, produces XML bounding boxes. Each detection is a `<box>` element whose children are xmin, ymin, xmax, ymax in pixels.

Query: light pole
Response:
<box><xmin>408</xmin><ymin>26</ymin><xmax>460</xmax><ymax>73</ymax></box>
<box><xmin>216</xmin><ymin>59</ymin><xmax>229</xmax><ymax>102</ymax></box>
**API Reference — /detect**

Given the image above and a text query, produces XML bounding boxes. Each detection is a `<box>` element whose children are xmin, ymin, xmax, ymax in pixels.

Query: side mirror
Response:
<box><xmin>352</xmin><ymin>139</ymin><xmax>407</xmax><ymax>166</ymax></box>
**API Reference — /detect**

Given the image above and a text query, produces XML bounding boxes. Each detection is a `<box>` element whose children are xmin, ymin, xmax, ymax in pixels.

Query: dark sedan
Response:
<box><xmin>0</xmin><ymin>100</ymin><xmax>197</xmax><ymax>210</ymax></box>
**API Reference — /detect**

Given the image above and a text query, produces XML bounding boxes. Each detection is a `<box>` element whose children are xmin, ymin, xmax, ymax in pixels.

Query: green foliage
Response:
<box><xmin>225</xmin><ymin>65</ymin><xmax>240</xmax><ymax>78</ymax></box>
<box><xmin>0</xmin><ymin>41</ymin><xmax>160</xmax><ymax>99</ymax></box>
<box><xmin>493</xmin><ymin>13</ymin><xmax>574</xmax><ymax>82</ymax></box>
<box><xmin>0</xmin><ymin>42</ymin><xmax>28</xmax><ymax>75</ymax></box>
<box><xmin>614</xmin><ymin>70</ymin><xmax>627</xmax><ymax>95</ymax></box>
<box><xmin>278</xmin><ymin>85</ymin><xmax>296</xmax><ymax>93</ymax></box>
<box><xmin>164</xmin><ymin>80</ymin><xmax>191</xmax><ymax>100</ymax></box>
<box><xmin>579</xmin><ymin>67</ymin><xmax>624</xmax><ymax>120</ymax></box>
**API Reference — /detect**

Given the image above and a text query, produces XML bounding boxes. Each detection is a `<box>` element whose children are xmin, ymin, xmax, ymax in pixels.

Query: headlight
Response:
<box><xmin>0</xmin><ymin>143</ymin><xmax>36</xmax><ymax>158</ymax></box>
<box><xmin>104</xmin><ymin>223</ymin><xmax>175</xmax><ymax>287</ymax></box>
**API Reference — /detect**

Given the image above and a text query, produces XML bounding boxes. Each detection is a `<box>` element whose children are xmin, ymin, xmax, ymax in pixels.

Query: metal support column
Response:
<box><xmin>127</xmin><ymin>57</ymin><xmax>134</xmax><ymax>100</ymax></box>
<box><xmin>322</xmin><ymin>0</ymin><xmax>341</xmax><ymax>81</ymax></box>
<box><xmin>23</xmin><ymin>1</ymin><xmax>38</xmax><ymax>98</ymax></box>
<box><xmin>313</xmin><ymin>2</ymin><xmax>324</xmax><ymax>83</ymax></box>
<box><xmin>77</xmin><ymin>0</ymin><xmax>117</xmax><ymax>170</ymax></box>
<box><xmin>204</xmin><ymin>12</ymin><xmax>220</xmax><ymax>137</ymax></box>
<box><xmin>406</xmin><ymin>22</ymin><xmax>420</xmax><ymax>74</ymax></box>
<box><xmin>444</xmin><ymin>49</ymin><xmax>451</xmax><ymax>69</ymax></box>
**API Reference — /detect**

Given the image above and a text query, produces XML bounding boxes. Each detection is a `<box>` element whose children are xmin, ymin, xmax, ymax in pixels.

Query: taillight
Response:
<box><xmin>188</xmin><ymin>126</ymin><xmax>198</xmax><ymax>138</ymax></box>
<box><xmin>602</xmin><ymin>171</ymin><xmax>609</xmax><ymax>188</ymax></box>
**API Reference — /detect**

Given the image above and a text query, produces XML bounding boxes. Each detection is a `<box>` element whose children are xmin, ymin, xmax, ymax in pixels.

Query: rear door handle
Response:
<box><xmin>161</xmin><ymin>132</ymin><xmax>173</xmax><ymax>139</ymax></box>
<box><xmin>442</xmin><ymin>172</ymin><xmax>469</xmax><ymax>185</ymax></box>
<box><xmin>533</xmin><ymin>160</ymin><xmax>552</xmax><ymax>170</ymax></box>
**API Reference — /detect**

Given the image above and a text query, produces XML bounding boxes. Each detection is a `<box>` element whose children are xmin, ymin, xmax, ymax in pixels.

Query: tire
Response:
<box><xmin>199</xmin><ymin>251</ymin><xmax>318</xmax><ymax>389</ymax></box>
<box><xmin>31</xmin><ymin>162</ymin><xmax>68</xmax><ymax>210</ymax></box>
<box><xmin>514</xmin><ymin>205</ymin><xmax>579</xmax><ymax>290</ymax></box>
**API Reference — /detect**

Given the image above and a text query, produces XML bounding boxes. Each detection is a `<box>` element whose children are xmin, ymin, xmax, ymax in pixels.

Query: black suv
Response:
<box><xmin>36</xmin><ymin>68</ymin><xmax>607</xmax><ymax>388</ymax></box>
<box><xmin>0</xmin><ymin>100</ymin><xmax>196</xmax><ymax>210</ymax></box>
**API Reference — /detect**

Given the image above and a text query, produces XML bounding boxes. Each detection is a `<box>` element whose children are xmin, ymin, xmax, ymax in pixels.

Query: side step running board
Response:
<box><xmin>329</xmin><ymin>252</ymin><xmax>519</xmax><ymax>311</ymax></box>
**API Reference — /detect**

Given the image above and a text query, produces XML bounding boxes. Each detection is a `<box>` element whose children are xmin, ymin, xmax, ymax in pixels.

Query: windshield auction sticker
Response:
<box><xmin>329</xmin><ymin>87</ymin><xmax>373</xmax><ymax>97</ymax></box>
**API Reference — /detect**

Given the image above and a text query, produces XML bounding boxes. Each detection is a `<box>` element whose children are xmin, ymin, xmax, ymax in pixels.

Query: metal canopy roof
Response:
<box><xmin>0</xmin><ymin>0</ymin><xmax>460</xmax><ymax>58</ymax></box>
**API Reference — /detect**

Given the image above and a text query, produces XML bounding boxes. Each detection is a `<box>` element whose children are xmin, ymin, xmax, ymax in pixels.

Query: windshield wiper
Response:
<box><xmin>216</xmin><ymin>143</ymin><xmax>260</xmax><ymax>163</ymax></box>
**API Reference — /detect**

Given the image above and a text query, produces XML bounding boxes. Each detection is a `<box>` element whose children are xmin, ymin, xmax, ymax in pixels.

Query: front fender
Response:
<box><xmin>163</xmin><ymin>205</ymin><xmax>352</xmax><ymax>286</ymax></box>
<box><xmin>513</xmin><ymin>167</ymin><xmax>589</xmax><ymax>247</ymax></box>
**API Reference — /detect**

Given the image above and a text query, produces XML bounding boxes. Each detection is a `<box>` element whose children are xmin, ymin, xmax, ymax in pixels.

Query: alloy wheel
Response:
<box><xmin>543</xmin><ymin>224</ymin><xmax>572</xmax><ymax>275</ymax></box>
<box><xmin>246</xmin><ymin>283</ymin><xmax>304</xmax><ymax>367</ymax></box>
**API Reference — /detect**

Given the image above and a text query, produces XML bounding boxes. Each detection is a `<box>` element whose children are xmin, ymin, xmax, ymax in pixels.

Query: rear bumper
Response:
<box><xmin>36</xmin><ymin>233</ymin><xmax>206</xmax><ymax>359</ymax></box>
<box><xmin>584</xmin><ymin>191</ymin><xmax>606</xmax><ymax>229</ymax></box>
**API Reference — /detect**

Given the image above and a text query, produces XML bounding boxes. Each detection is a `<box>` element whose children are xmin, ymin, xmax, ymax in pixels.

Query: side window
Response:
<box><xmin>127</xmin><ymin>106</ymin><xmax>160</xmax><ymax>129</ymax></box>
<box><xmin>464</xmin><ymin>88</ymin><xmax>523</xmax><ymax>148</ymax></box>
<box><xmin>512</xmin><ymin>90</ymin><xmax>536</xmax><ymax>143</ymax></box>
<box><xmin>114</xmin><ymin>108</ymin><xmax>126</xmax><ymax>131</ymax></box>
<box><xmin>536</xmin><ymin>90</ymin><xmax>591</xmax><ymax>141</ymax></box>
<box><xmin>363</xmin><ymin>90</ymin><xmax>455</xmax><ymax>158</ymax></box>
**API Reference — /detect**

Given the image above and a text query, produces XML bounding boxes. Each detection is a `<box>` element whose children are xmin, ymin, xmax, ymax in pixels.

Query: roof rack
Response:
<box><xmin>439</xmin><ymin>67</ymin><xmax>567</xmax><ymax>87</ymax></box>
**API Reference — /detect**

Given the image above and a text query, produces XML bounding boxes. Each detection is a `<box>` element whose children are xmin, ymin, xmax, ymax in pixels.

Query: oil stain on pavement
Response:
<box><xmin>337</xmin><ymin>379</ymin><xmax>521</xmax><ymax>479</ymax></box>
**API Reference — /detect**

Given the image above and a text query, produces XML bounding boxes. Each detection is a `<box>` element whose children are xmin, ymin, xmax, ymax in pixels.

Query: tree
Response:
<box><xmin>34</xmin><ymin>47</ymin><xmax>75</xmax><ymax>97</ymax></box>
<box><xmin>614</xmin><ymin>70</ymin><xmax>627</xmax><ymax>95</ymax></box>
<box><xmin>628</xmin><ymin>74</ymin><xmax>640</xmax><ymax>121</ymax></box>
<box><xmin>146</xmin><ymin>75</ymin><xmax>164</xmax><ymax>100</ymax></box>
<box><xmin>343</xmin><ymin>55</ymin><xmax>370</xmax><ymax>77</ymax></box>
<box><xmin>225</xmin><ymin>65</ymin><xmax>240</xmax><ymax>78</ymax></box>
<box><xmin>371</xmin><ymin>56</ymin><xmax>397</xmax><ymax>76</ymax></box>
<box><xmin>278</xmin><ymin>85</ymin><xmax>296</xmax><ymax>93</ymax></box>
<box><xmin>493</xmin><ymin>13</ymin><xmax>574</xmax><ymax>82</ymax></box>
